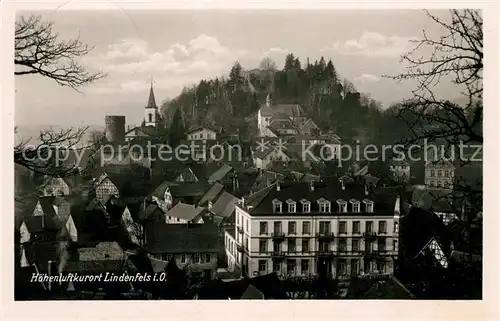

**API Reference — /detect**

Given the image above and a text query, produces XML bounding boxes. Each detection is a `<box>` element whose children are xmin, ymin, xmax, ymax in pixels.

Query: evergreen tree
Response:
<box><xmin>168</xmin><ymin>107</ymin><xmax>185</xmax><ymax>147</ymax></box>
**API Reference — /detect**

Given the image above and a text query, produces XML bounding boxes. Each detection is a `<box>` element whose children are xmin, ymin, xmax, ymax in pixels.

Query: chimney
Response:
<box><xmin>340</xmin><ymin>179</ymin><xmax>345</xmax><ymax>190</ymax></box>
<box><xmin>208</xmin><ymin>201</ymin><xmax>213</xmax><ymax>210</ymax></box>
<box><xmin>365</xmin><ymin>184</ymin><xmax>369</xmax><ymax>196</ymax></box>
<box><xmin>240</xmin><ymin>197</ymin><xmax>245</xmax><ymax>208</ymax></box>
<box><xmin>276</xmin><ymin>182</ymin><xmax>280</xmax><ymax>191</ymax></box>
<box><xmin>310</xmin><ymin>180</ymin><xmax>315</xmax><ymax>191</ymax></box>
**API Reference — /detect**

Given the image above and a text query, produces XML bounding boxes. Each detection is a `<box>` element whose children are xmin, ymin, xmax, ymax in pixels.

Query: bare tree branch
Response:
<box><xmin>15</xmin><ymin>14</ymin><xmax>106</xmax><ymax>90</ymax></box>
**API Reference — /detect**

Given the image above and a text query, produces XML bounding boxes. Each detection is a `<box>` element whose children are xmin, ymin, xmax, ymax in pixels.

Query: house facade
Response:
<box><xmin>227</xmin><ymin>180</ymin><xmax>400</xmax><ymax>279</ymax></box>
<box><xmin>40</xmin><ymin>177</ymin><xmax>70</xmax><ymax>196</ymax></box>
<box><xmin>93</xmin><ymin>173</ymin><xmax>120</xmax><ymax>202</ymax></box>
<box><xmin>253</xmin><ymin>148</ymin><xmax>290</xmax><ymax>170</ymax></box>
<box><xmin>425</xmin><ymin>159</ymin><xmax>455</xmax><ymax>189</ymax></box>
<box><xmin>186</xmin><ymin>127</ymin><xmax>217</xmax><ymax>141</ymax></box>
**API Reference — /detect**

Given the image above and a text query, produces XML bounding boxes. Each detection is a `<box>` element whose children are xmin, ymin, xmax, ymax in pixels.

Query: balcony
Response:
<box><xmin>236</xmin><ymin>244</ymin><xmax>244</xmax><ymax>253</ymax></box>
<box><xmin>271</xmin><ymin>251</ymin><xmax>286</xmax><ymax>260</ymax></box>
<box><xmin>363</xmin><ymin>231</ymin><xmax>377</xmax><ymax>241</ymax></box>
<box><xmin>271</xmin><ymin>232</ymin><xmax>285</xmax><ymax>241</ymax></box>
<box><xmin>237</xmin><ymin>226</ymin><xmax>244</xmax><ymax>234</ymax></box>
<box><xmin>316</xmin><ymin>232</ymin><xmax>335</xmax><ymax>239</ymax></box>
<box><xmin>316</xmin><ymin>250</ymin><xmax>335</xmax><ymax>258</ymax></box>
<box><xmin>362</xmin><ymin>250</ymin><xmax>377</xmax><ymax>259</ymax></box>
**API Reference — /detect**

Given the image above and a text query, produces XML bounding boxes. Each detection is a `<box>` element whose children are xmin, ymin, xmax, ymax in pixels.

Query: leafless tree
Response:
<box><xmin>259</xmin><ymin>57</ymin><xmax>277</xmax><ymax>72</ymax></box>
<box><xmin>15</xmin><ymin>14</ymin><xmax>105</xmax><ymax>89</ymax></box>
<box><xmin>387</xmin><ymin>10</ymin><xmax>483</xmax><ymax>214</ymax></box>
<box><xmin>387</xmin><ymin>10</ymin><xmax>482</xmax><ymax>148</ymax></box>
<box><xmin>14</xmin><ymin>14</ymin><xmax>106</xmax><ymax>178</ymax></box>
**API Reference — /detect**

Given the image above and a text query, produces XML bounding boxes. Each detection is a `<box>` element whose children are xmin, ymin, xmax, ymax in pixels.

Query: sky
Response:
<box><xmin>15</xmin><ymin>9</ymin><xmax>458</xmax><ymax>127</ymax></box>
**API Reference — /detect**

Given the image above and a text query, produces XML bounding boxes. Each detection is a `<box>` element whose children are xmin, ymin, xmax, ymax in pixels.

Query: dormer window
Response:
<box><xmin>286</xmin><ymin>199</ymin><xmax>296</xmax><ymax>213</ymax></box>
<box><xmin>336</xmin><ymin>199</ymin><xmax>347</xmax><ymax>213</ymax></box>
<box><xmin>300</xmin><ymin>198</ymin><xmax>311</xmax><ymax>213</ymax></box>
<box><xmin>350</xmin><ymin>199</ymin><xmax>360</xmax><ymax>212</ymax></box>
<box><xmin>363</xmin><ymin>199</ymin><xmax>374</xmax><ymax>213</ymax></box>
<box><xmin>272</xmin><ymin>198</ymin><xmax>282</xmax><ymax>213</ymax></box>
<box><xmin>317</xmin><ymin>198</ymin><xmax>331</xmax><ymax>213</ymax></box>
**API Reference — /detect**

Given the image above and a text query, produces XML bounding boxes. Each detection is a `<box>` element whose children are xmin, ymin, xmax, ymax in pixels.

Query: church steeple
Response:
<box><xmin>146</xmin><ymin>78</ymin><xmax>157</xmax><ymax>109</ymax></box>
<box><xmin>144</xmin><ymin>77</ymin><xmax>158</xmax><ymax>127</ymax></box>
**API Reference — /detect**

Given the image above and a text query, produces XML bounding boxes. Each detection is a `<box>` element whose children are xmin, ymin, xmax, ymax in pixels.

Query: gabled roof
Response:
<box><xmin>211</xmin><ymin>192</ymin><xmax>239</xmax><ymax>218</ymax></box>
<box><xmin>144</xmin><ymin>223</ymin><xmax>219</xmax><ymax>254</ymax></box>
<box><xmin>152</xmin><ymin>181</ymin><xmax>170</xmax><ymax>199</ymax></box>
<box><xmin>140</xmin><ymin>204</ymin><xmax>164</xmax><ymax>221</ymax></box>
<box><xmin>208</xmin><ymin>164</ymin><xmax>233</xmax><ymax>184</ymax></box>
<box><xmin>165</xmin><ymin>202</ymin><xmax>205</xmax><ymax>222</ymax></box>
<box><xmin>198</xmin><ymin>182</ymin><xmax>225</xmax><ymax>206</ymax></box>
<box><xmin>186</xmin><ymin>127</ymin><xmax>217</xmax><ymax>135</ymax></box>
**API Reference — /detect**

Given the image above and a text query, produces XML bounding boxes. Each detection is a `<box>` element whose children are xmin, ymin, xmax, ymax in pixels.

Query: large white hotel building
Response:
<box><xmin>224</xmin><ymin>178</ymin><xmax>401</xmax><ymax>279</ymax></box>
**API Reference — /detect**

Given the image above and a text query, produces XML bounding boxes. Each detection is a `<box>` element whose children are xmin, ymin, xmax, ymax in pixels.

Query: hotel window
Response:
<box><xmin>338</xmin><ymin>260</ymin><xmax>347</xmax><ymax>275</ymax></box>
<box><xmin>287</xmin><ymin>200</ymin><xmax>296</xmax><ymax>213</ymax></box>
<box><xmin>351</xmin><ymin>259</ymin><xmax>360</xmax><ymax>275</ymax></box>
<box><xmin>301</xmin><ymin>260</ymin><xmax>309</xmax><ymax>274</ymax></box>
<box><xmin>260</xmin><ymin>222</ymin><xmax>268</xmax><ymax>234</ymax></box>
<box><xmin>301</xmin><ymin>200</ymin><xmax>311</xmax><ymax>213</ymax></box>
<box><xmin>366</xmin><ymin>221</ymin><xmax>373</xmax><ymax>233</ymax></box>
<box><xmin>288</xmin><ymin>221</ymin><xmax>297</xmax><ymax>234</ymax></box>
<box><xmin>350</xmin><ymin>200</ymin><xmax>360</xmax><ymax>213</ymax></box>
<box><xmin>430</xmin><ymin>180</ymin><xmax>436</xmax><ymax>187</ymax></box>
<box><xmin>319</xmin><ymin>202</ymin><xmax>331</xmax><ymax>213</ymax></box>
<box><xmin>338</xmin><ymin>238</ymin><xmax>347</xmax><ymax>252</ymax></box>
<box><xmin>445</xmin><ymin>170</ymin><xmax>449</xmax><ymax>177</ymax></box>
<box><xmin>353</xmin><ymin>221</ymin><xmax>360</xmax><ymax>234</ymax></box>
<box><xmin>288</xmin><ymin>239</ymin><xmax>296</xmax><ymax>252</ymax></box>
<box><xmin>302</xmin><ymin>221</ymin><xmax>311</xmax><ymax>234</ymax></box>
<box><xmin>246</xmin><ymin>219</ymin><xmax>249</xmax><ymax>232</ymax></box>
<box><xmin>319</xmin><ymin>241</ymin><xmax>329</xmax><ymax>252</ymax></box>
<box><xmin>273</xmin><ymin>242</ymin><xmax>281</xmax><ymax>253</ymax></box>
<box><xmin>194</xmin><ymin>253</ymin><xmax>200</xmax><ymax>263</ymax></box>
<box><xmin>258</xmin><ymin>260</ymin><xmax>267</xmax><ymax>273</ymax></box>
<box><xmin>378</xmin><ymin>221</ymin><xmax>387</xmax><ymax>234</ymax></box>
<box><xmin>365</xmin><ymin>241</ymin><xmax>373</xmax><ymax>252</ymax></box>
<box><xmin>377</xmin><ymin>261</ymin><xmax>386</xmax><ymax>273</ymax></box>
<box><xmin>181</xmin><ymin>254</ymin><xmax>186</xmax><ymax>263</ymax></box>
<box><xmin>363</xmin><ymin>200</ymin><xmax>374</xmax><ymax>213</ymax></box>
<box><xmin>259</xmin><ymin>239</ymin><xmax>267</xmax><ymax>254</ymax></box>
<box><xmin>430</xmin><ymin>170</ymin><xmax>435</xmax><ymax>177</ymax></box>
<box><xmin>339</xmin><ymin>221</ymin><xmax>347</xmax><ymax>234</ymax></box>
<box><xmin>273</xmin><ymin>261</ymin><xmax>280</xmax><ymax>273</ymax></box>
<box><xmin>319</xmin><ymin>221</ymin><xmax>331</xmax><ymax>234</ymax></box>
<box><xmin>205</xmin><ymin>254</ymin><xmax>211</xmax><ymax>263</ymax></box>
<box><xmin>274</xmin><ymin>221</ymin><xmax>282</xmax><ymax>234</ymax></box>
<box><xmin>438</xmin><ymin>170</ymin><xmax>443</xmax><ymax>177</ymax></box>
<box><xmin>352</xmin><ymin>239</ymin><xmax>360</xmax><ymax>252</ymax></box>
<box><xmin>273</xmin><ymin>199</ymin><xmax>282</xmax><ymax>213</ymax></box>
<box><xmin>437</xmin><ymin>181</ymin><xmax>442</xmax><ymax>188</ymax></box>
<box><xmin>302</xmin><ymin>239</ymin><xmax>310</xmax><ymax>253</ymax></box>
<box><xmin>287</xmin><ymin>259</ymin><xmax>296</xmax><ymax>275</ymax></box>
<box><xmin>393</xmin><ymin>240</ymin><xmax>398</xmax><ymax>251</ymax></box>
<box><xmin>337</xmin><ymin>200</ymin><xmax>347</xmax><ymax>213</ymax></box>
<box><xmin>378</xmin><ymin>239</ymin><xmax>386</xmax><ymax>251</ymax></box>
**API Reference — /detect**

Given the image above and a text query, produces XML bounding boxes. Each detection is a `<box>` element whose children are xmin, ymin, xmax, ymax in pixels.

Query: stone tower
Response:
<box><xmin>105</xmin><ymin>115</ymin><xmax>126</xmax><ymax>143</ymax></box>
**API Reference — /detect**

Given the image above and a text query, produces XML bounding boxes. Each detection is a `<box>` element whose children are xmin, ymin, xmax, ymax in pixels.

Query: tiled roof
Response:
<box><xmin>208</xmin><ymin>165</ymin><xmax>233</xmax><ymax>184</ymax></box>
<box><xmin>245</xmin><ymin>179</ymin><xmax>397</xmax><ymax>216</ymax></box>
<box><xmin>165</xmin><ymin>202</ymin><xmax>205</xmax><ymax>222</ymax></box>
<box><xmin>198</xmin><ymin>182</ymin><xmax>225</xmax><ymax>206</ymax></box>
<box><xmin>152</xmin><ymin>181</ymin><xmax>170</xmax><ymax>199</ymax></box>
<box><xmin>144</xmin><ymin>223</ymin><xmax>219</xmax><ymax>254</ymax></box>
<box><xmin>169</xmin><ymin>182</ymin><xmax>208</xmax><ymax>198</ymax></box>
<box><xmin>210</xmin><ymin>192</ymin><xmax>239</xmax><ymax>218</ymax></box>
<box><xmin>140</xmin><ymin>204</ymin><xmax>163</xmax><ymax>221</ymax></box>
